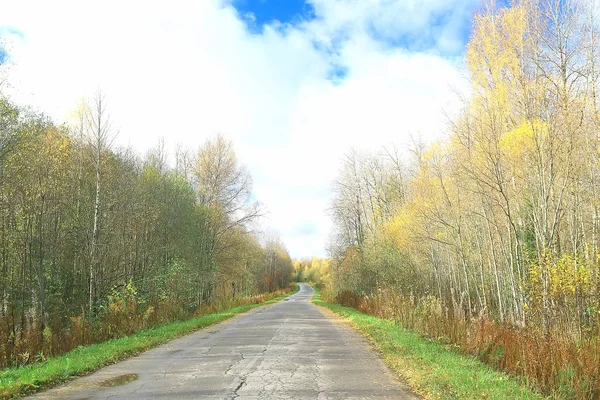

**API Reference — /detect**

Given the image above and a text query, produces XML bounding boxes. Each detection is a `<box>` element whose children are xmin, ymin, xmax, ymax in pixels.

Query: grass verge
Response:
<box><xmin>312</xmin><ymin>288</ymin><xmax>542</xmax><ymax>400</ymax></box>
<box><xmin>0</xmin><ymin>285</ymin><xmax>298</xmax><ymax>399</ymax></box>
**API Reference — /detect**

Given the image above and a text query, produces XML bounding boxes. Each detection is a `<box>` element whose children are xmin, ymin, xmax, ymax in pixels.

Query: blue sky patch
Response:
<box><xmin>366</xmin><ymin>7</ymin><xmax>476</xmax><ymax>55</ymax></box>
<box><xmin>234</xmin><ymin>0</ymin><xmax>314</xmax><ymax>31</ymax></box>
<box><xmin>0</xmin><ymin>26</ymin><xmax>25</xmax><ymax>39</ymax></box>
<box><xmin>0</xmin><ymin>26</ymin><xmax>26</xmax><ymax>64</ymax></box>
<box><xmin>327</xmin><ymin>64</ymin><xmax>348</xmax><ymax>85</ymax></box>
<box><xmin>291</xmin><ymin>221</ymin><xmax>318</xmax><ymax>236</ymax></box>
<box><xmin>8</xmin><ymin>27</ymin><xmax>24</xmax><ymax>39</ymax></box>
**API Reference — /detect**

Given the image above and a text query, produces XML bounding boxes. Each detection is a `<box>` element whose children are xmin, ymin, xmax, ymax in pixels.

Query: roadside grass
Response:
<box><xmin>312</xmin><ymin>288</ymin><xmax>543</xmax><ymax>400</ymax></box>
<box><xmin>0</xmin><ymin>285</ymin><xmax>298</xmax><ymax>399</ymax></box>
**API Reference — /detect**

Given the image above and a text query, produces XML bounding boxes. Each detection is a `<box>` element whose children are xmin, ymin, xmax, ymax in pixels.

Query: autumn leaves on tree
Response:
<box><xmin>327</xmin><ymin>0</ymin><xmax>600</xmax><ymax>397</ymax></box>
<box><xmin>0</xmin><ymin>92</ymin><xmax>293</xmax><ymax>369</ymax></box>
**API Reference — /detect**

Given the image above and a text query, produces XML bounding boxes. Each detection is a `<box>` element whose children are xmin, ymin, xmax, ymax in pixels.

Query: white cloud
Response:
<box><xmin>305</xmin><ymin>0</ymin><xmax>477</xmax><ymax>54</ymax></box>
<box><xmin>0</xmin><ymin>0</ymin><xmax>472</xmax><ymax>258</ymax></box>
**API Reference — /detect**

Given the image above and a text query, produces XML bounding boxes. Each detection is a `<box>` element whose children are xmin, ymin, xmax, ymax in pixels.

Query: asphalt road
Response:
<box><xmin>29</xmin><ymin>283</ymin><xmax>417</xmax><ymax>399</ymax></box>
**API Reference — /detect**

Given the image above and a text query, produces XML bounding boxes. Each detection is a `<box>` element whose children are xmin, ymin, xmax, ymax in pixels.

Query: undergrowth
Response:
<box><xmin>0</xmin><ymin>284</ymin><xmax>298</xmax><ymax>399</ymax></box>
<box><xmin>312</xmin><ymin>288</ymin><xmax>543</xmax><ymax>400</ymax></box>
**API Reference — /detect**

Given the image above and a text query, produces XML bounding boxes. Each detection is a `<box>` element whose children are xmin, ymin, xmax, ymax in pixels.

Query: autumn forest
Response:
<box><xmin>0</xmin><ymin>92</ymin><xmax>294</xmax><ymax>369</ymax></box>
<box><xmin>315</xmin><ymin>0</ymin><xmax>600</xmax><ymax>397</ymax></box>
<box><xmin>2</xmin><ymin>0</ymin><xmax>600</xmax><ymax>398</ymax></box>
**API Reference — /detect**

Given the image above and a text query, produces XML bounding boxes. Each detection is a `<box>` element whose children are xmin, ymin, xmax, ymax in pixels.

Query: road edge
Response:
<box><xmin>1</xmin><ymin>284</ymin><xmax>299</xmax><ymax>400</ymax></box>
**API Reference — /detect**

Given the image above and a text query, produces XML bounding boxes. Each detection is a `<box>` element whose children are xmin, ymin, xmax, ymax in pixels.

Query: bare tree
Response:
<box><xmin>85</xmin><ymin>90</ymin><xmax>116</xmax><ymax>313</ymax></box>
<box><xmin>194</xmin><ymin>134</ymin><xmax>261</xmax><ymax>242</ymax></box>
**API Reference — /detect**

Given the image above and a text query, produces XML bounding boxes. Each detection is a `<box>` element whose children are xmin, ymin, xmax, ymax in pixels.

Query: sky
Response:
<box><xmin>0</xmin><ymin>0</ymin><xmax>477</xmax><ymax>258</ymax></box>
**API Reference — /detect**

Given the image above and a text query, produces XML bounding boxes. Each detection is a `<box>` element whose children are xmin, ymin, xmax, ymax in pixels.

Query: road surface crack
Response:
<box><xmin>232</xmin><ymin>377</ymin><xmax>247</xmax><ymax>399</ymax></box>
<box><xmin>225</xmin><ymin>355</ymin><xmax>242</xmax><ymax>375</ymax></box>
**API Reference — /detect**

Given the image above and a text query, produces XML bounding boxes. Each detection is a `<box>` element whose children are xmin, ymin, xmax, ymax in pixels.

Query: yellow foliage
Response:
<box><xmin>296</xmin><ymin>256</ymin><xmax>332</xmax><ymax>289</ymax></box>
<box><xmin>527</xmin><ymin>261</ymin><xmax>544</xmax><ymax>307</ymax></box>
<box><xmin>293</xmin><ymin>260</ymin><xmax>302</xmax><ymax>273</ymax></box>
<box><xmin>527</xmin><ymin>252</ymin><xmax>593</xmax><ymax>306</ymax></box>
<box><xmin>384</xmin><ymin>207</ymin><xmax>415</xmax><ymax>251</ymax></box>
<box><xmin>467</xmin><ymin>5</ymin><xmax>528</xmax><ymax>96</ymax></box>
<box><xmin>548</xmin><ymin>255</ymin><xmax>592</xmax><ymax>300</ymax></box>
<box><xmin>500</xmin><ymin>121</ymin><xmax>535</xmax><ymax>155</ymax></box>
<box><xmin>410</xmin><ymin>141</ymin><xmax>457</xmax><ymax>214</ymax></box>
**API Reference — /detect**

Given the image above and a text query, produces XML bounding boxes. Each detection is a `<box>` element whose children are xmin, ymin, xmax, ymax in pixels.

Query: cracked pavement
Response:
<box><xmin>27</xmin><ymin>283</ymin><xmax>418</xmax><ymax>399</ymax></box>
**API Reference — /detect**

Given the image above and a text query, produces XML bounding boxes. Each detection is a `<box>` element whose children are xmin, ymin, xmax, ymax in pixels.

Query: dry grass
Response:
<box><xmin>0</xmin><ymin>284</ymin><xmax>296</xmax><ymax>370</ymax></box>
<box><xmin>329</xmin><ymin>289</ymin><xmax>600</xmax><ymax>399</ymax></box>
<box><xmin>0</xmin><ymin>283</ymin><xmax>298</xmax><ymax>399</ymax></box>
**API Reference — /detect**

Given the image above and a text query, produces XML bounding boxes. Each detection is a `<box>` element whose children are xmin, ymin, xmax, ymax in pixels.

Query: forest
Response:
<box><xmin>325</xmin><ymin>0</ymin><xmax>600</xmax><ymax>397</ymax></box>
<box><xmin>0</xmin><ymin>91</ymin><xmax>294</xmax><ymax>369</ymax></box>
<box><xmin>4</xmin><ymin>0</ymin><xmax>600</xmax><ymax>397</ymax></box>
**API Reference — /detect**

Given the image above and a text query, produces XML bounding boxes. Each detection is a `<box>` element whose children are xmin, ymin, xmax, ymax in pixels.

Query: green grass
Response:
<box><xmin>312</xmin><ymin>288</ymin><xmax>543</xmax><ymax>400</ymax></box>
<box><xmin>0</xmin><ymin>285</ymin><xmax>298</xmax><ymax>399</ymax></box>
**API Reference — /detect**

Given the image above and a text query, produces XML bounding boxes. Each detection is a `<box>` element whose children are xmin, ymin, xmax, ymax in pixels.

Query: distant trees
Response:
<box><xmin>329</xmin><ymin>149</ymin><xmax>408</xmax><ymax>295</ymax></box>
<box><xmin>262</xmin><ymin>235</ymin><xmax>294</xmax><ymax>292</ymax></box>
<box><xmin>0</xmin><ymin>94</ymin><xmax>293</xmax><ymax>368</ymax></box>
<box><xmin>292</xmin><ymin>257</ymin><xmax>331</xmax><ymax>289</ymax></box>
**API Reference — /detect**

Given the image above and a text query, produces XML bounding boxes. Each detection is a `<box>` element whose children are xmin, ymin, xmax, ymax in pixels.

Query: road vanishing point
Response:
<box><xmin>29</xmin><ymin>283</ymin><xmax>418</xmax><ymax>399</ymax></box>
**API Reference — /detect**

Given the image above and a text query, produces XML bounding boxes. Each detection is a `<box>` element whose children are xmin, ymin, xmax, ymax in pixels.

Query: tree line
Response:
<box><xmin>0</xmin><ymin>91</ymin><xmax>293</xmax><ymax>368</ymax></box>
<box><xmin>327</xmin><ymin>0</ymin><xmax>600</xmax><ymax>397</ymax></box>
<box><xmin>292</xmin><ymin>257</ymin><xmax>331</xmax><ymax>287</ymax></box>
